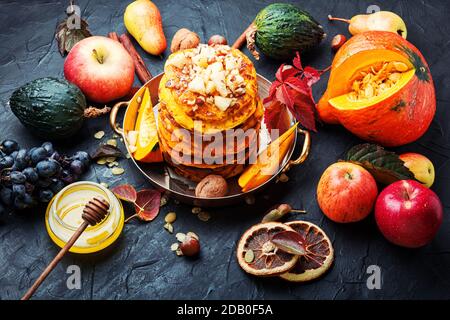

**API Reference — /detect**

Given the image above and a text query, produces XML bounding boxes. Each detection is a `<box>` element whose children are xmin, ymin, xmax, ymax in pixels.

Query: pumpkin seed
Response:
<box><xmin>198</xmin><ymin>211</ymin><xmax>210</xmax><ymax>222</ymax></box>
<box><xmin>107</xmin><ymin>139</ymin><xmax>117</xmax><ymax>147</ymax></box>
<box><xmin>165</xmin><ymin>212</ymin><xmax>177</xmax><ymax>223</ymax></box>
<box><xmin>106</xmin><ymin>156</ymin><xmax>116</xmax><ymax>163</ymax></box>
<box><xmin>176</xmin><ymin>233</ymin><xmax>186</xmax><ymax>242</ymax></box>
<box><xmin>170</xmin><ymin>243</ymin><xmax>179</xmax><ymax>251</ymax></box>
<box><xmin>175</xmin><ymin>248</ymin><xmax>183</xmax><ymax>256</ymax></box>
<box><xmin>164</xmin><ymin>223</ymin><xmax>174</xmax><ymax>234</ymax></box>
<box><xmin>96</xmin><ymin>158</ymin><xmax>107</xmax><ymax>165</ymax></box>
<box><xmin>126</xmin><ymin>153</ymin><xmax>131</xmax><ymax>159</ymax></box>
<box><xmin>393</xmin><ymin>61</ymin><xmax>408</xmax><ymax>72</ymax></box>
<box><xmin>191</xmin><ymin>207</ymin><xmax>202</xmax><ymax>214</ymax></box>
<box><xmin>100</xmin><ymin>182</ymin><xmax>109</xmax><ymax>188</ymax></box>
<box><xmin>244</xmin><ymin>250</ymin><xmax>255</xmax><ymax>263</ymax></box>
<box><xmin>111</xmin><ymin>167</ymin><xmax>125</xmax><ymax>175</ymax></box>
<box><xmin>94</xmin><ymin>131</ymin><xmax>105</xmax><ymax>139</ymax></box>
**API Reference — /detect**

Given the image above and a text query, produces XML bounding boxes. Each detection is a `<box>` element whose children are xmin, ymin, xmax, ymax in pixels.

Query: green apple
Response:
<box><xmin>399</xmin><ymin>153</ymin><xmax>435</xmax><ymax>188</ymax></box>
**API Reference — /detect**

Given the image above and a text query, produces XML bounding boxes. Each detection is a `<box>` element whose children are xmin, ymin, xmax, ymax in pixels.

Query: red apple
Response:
<box><xmin>64</xmin><ymin>36</ymin><xmax>135</xmax><ymax>103</ymax></box>
<box><xmin>317</xmin><ymin>162</ymin><xmax>378</xmax><ymax>223</ymax></box>
<box><xmin>375</xmin><ymin>180</ymin><xmax>443</xmax><ymax>248</ymax></box>
<box><xmin>399</xmin><ymin>153</ymin><xmax>435</xmax><ymax>188</ymax></box>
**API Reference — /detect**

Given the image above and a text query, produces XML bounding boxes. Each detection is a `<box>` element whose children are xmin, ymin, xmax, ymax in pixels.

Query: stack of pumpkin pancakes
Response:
<box><xmin>157</xmin><ymin>44</ymin><xmax>262</xmax><ymax>182</ymax></box>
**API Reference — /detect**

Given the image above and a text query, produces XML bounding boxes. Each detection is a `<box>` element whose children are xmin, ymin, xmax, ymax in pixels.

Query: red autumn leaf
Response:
<box><xmin>275</xmin><ymin>84</ymin><xmax>295</xmax><ymax>110</ymax></box>
<box><xmin>292</xmin><ymin>52</ymin><xmax>304</xmax><ymax>71</ymax></box>
<box><xmin>292</xmin><ymin>93</ymin><xmax>317</xmax><ymax>132</ymax></box>
<box><xmin>303</xmin><ymin>66</ymin><xmax>321</xmax><ymax>87</ymax></box>
<box><xmin>111</xmin><ymin>184</ymin><xmax>137</xmax><ymax>203</ymax></box>
<box><xmin>271</xmin><ymin>230</ymin><xmax>306</xmax><ymax>255</ymax></box>
<box><xmin>134</xmin><ymin>189</ymin><xmax>161</xmax><ymax>221</ymax></box>
<box><xmin>266</xmin><ymin>79</ymin><xmax>282</xmax><ymax>101</ymax></box>
<box><xmin>264</xmin><ymin>51</ymin><xmax>322</xmax><ymax>132</ymax></box>
<box><xmin>264</xmin><ymin>101</ymin><xmax>291</xmax><ymax>135</ymax></box>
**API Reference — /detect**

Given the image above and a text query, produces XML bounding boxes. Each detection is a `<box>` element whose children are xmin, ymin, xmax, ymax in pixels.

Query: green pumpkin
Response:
<box><xmin>9</xmin><ymin>78</ymin><xmax>86</xmax><ymax>140</ymax></box>
<box><xmin>254</xmin><ymin>3</ymin><xmax>325</xmax><ymax>60</ymax></box>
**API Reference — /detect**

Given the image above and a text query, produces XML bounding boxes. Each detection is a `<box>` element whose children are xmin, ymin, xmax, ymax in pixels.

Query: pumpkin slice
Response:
<box><xmin>133</xmin><ymin>88</ymin><xmax>163</xmax><ymax>163</ymax></box>
<box><xmin>329</xmin><ymin>69</ymin><xmax>415</xmax><ymax>110</ymax></box>
<box><xmin>238</xmin><ymin>123</ymin><xmax>297</xmax><ymax>192</ymax></box>
<box><xmin>317</xmin><ymin>31</ymin><xmax>435</xmax><ymax>147</ymax></box>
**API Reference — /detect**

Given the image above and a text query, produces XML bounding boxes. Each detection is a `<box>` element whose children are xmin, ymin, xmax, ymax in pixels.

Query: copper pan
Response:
<box><xmin>109</xmin><ymin>73</ymin><xmax>310</xmax><ymax>207</ymax></box>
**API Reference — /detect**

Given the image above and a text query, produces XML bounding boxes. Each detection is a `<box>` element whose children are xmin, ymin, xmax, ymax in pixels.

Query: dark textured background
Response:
<box><xmin>0</xmin><ymin>0</ymin><xmax>449</xmax><ymax>300</ymax></box>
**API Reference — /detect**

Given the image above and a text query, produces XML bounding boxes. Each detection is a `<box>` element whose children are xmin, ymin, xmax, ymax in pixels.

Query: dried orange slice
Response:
<box><xmin>279</xmin><ymin>221</ymin><xmax>334</xmax><ymax>282</ymax></box>
<box><xmin>237</xmin><ymin>222</ymin><xmax>298</xmax><ymax>276</ymax></box>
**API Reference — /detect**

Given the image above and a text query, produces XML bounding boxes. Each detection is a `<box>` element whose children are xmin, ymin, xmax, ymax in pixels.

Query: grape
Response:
<box><xmin>70</xmin><ymin>160</ymin><xmax>84</xmax><ymax>175</ymax></box>
<box><xmin>36</xmin><ymin>159</ymin><xmax>60</xmax><ymax>178</ymax></box>
<box><xmin>36</xmin><ymin>177</ymin><xmax>52</xmax><ymax>188</ymax></box>
<box><xmin>12</xmin><ymin>184</ymin><xmax>26</xmax><ymax>198</ymax></box>
<box><xmin>73</xmin><ymin>151</ymin><xmax>90</xmax><ymax>168</ymax></box>
<box><xmin>14</xmin><ymin>149</ymin><xmax>30</xmax><ymax>170</ymax></box>
<box><xmin>0</xmin><ymin>140</ymin><xmax>90</xmax><ymax>212</ymax></box>
<box><xmin>23</xmin><ymin>167</ymin><xmax>39</xmax><ymax>183</ymax></box>
<box><xmin>60</xmin><ymin>170</ymin><xmax>76</xmax><ymax>184</ymax></box>
<box><xmin>30</xmin><ymin>147</ymin><xmax>48</xmax><ymax>165</ymax></box>
<box><xmin>50</xmin><ymin>179</ymin><xmax>65</xmax><ymax>194</ymax></box>
<box><xmin>42</xmin><ymin>142</ymin><xmax>54</xmax><ymax>155</ymax></box>
<box><xmin>1</xmin><ymin>140</ymin><xmax>19</xmax><ymax>155</ymax></box>
<box><xmin>10</xmin><ymin>171</ymin><xmax>26</xmax><ymax>184</ymax></box>
<box><xmin>50</xmin><ymin>151</ymin><xmax>61</xmax><ymax>161</ymax></box>
<box><xmin>0</xmin><ymin>187</ymin><xmax>13</xmax><ymax>206</ymax></box>
<box><xmin>0</xmin><ymin>156</ymin><xmax>14</xmax><ymax>169</ymax></box>
<box><xmin>38</xmin><ymin>189</ymin><xmax>54</xmax><ymax>203</ymax></box>
<box><xmin>24</xmin><ymin>182</ymin><xmax>35</xmax><ymax>195</ymax></box>
<box><xmin>14</xmin><ymin>196</ymin><xmax>28</xmax><ymax>210</ymax></box>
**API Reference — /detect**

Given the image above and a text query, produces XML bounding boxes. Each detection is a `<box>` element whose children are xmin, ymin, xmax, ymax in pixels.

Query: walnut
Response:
<box><xmin>171</xmin><ymin>28</ymin><xmax>200</xmax><ymax>53</ymax></box>
<box><xmin>195</xmin><ymin>175</ymin><xmax>228</xmax><ymax>198</ymax></box>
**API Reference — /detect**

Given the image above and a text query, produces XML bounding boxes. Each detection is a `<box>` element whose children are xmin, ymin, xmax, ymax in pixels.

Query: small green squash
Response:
<box><xmin>249</xmin><ymin>3</ymin><xmax>325</xmax><ymax>60</ymax></box>
<box><xmin>9</xmin><ymin>78</ymin><xmax>86</xmax><ymax>139</ymax></box>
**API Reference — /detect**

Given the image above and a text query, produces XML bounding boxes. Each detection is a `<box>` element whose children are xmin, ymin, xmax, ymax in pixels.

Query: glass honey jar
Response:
<box><xmin>45</xmin><ymin>181</ymin><xmax>124</xmax><ymax>254</ymax></box>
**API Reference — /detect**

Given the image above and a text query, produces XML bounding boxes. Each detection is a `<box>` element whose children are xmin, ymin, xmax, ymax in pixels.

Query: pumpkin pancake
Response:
<box><xmin>156</xmin><ymin>44</ymin><xmax>262</xmax><ymax>180</ymax></box>
<box><xmin>159</xmin><ymin>45</ymin><xmax>258</xmax><ymax>133</ymax></box>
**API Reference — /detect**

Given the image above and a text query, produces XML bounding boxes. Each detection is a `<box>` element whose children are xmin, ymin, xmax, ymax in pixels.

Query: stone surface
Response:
<box><xmin>0</xmin><ymin>0</ymin><xmax>449</xmax><ymax>300</ymax></box>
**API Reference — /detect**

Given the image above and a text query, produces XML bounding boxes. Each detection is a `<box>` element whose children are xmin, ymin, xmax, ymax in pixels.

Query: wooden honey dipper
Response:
<box><xmin>21</xmin><ymin>197</ymin><xmax>110</xmax><ymax>300</ymax></box>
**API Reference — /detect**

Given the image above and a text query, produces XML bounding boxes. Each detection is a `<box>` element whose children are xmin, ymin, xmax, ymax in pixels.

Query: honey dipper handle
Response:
<box><xmin>21</xmin><ymin>221</ymin><xmax>89</xmax><ymax>300</ymax></box>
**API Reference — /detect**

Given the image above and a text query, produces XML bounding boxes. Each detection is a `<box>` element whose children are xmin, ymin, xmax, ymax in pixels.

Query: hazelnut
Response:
<box><xmin>171</xmin><ymin>28</ymin><xmax>200</xmax><ymax>53</ymax></box>
<box><xmin>331</xmin><ymin>34</ymin><xmax>347</xmax><ymax>51</ymax></box>
<box><xmin>208</xmin><ymin>35</ymin><xmax>228</xmax><ymax>46</ymax></box>
<box><xmin>195</xmin><ymin>174</ymin><xmax>228</xmax><ymax>198</ymax></box>
<box><xmin>179</xmin><ymin>234</ymin><xmax>200</xmax><ymax>256</ymax></box>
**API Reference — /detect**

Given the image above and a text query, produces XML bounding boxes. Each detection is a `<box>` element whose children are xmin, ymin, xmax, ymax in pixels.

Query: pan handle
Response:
<box><xmin>282</xmin><ymin>128</ymin><xmax>310</xmax><ymax>173</ymax></box>
<box><xmin>109</xmin><ymin>101</ymin><xmax>129</xmax><ymax>135</ymax></box>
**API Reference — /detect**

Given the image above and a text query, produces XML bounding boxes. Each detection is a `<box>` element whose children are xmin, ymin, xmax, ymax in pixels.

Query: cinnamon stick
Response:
<box><xmin>119</xmin><ymin>33</ymin><xmax>153</xmax><ymax>84</ymax></box>
<box><xmin>232</xmin><ymin>22</ymin><xmax>255</xmax><ymax>49</ymax></box>
<box><xmin>107</xmin><ymin>32</ymin><xmax>120</xmax><ymax>42</ymax></box>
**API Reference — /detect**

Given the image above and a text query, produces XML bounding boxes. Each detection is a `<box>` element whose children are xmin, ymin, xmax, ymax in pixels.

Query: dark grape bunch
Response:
<box><xmin>0</xmin><ymin>139</ymin><xmax>90</xmax><ymax>212</ymax></box>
